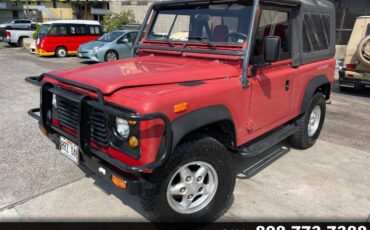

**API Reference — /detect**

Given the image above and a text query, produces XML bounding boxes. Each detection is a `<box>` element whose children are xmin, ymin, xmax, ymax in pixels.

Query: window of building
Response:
<box><xmin>137</xmin><ymin>1</ymin><xmax>148</xmax><ymax>6</ymax></box>
<box><xmin>303</xmin><ymin>14</ymin><xmax>330</xmax><ymax>53</ymax></box>
<box><xmin>252</xmin><ymin>9</ymin><xmax>291</xmax><ymax>63</ymax></box>
<box><xmin>52</xmin><ymin>0</ymin><xmax>57</xmax><ymax>8</ymax></box>
<box><xmin>121</xmin><ymin>2</ymin><xmax>132</xmax><ymax>6</ymax></box>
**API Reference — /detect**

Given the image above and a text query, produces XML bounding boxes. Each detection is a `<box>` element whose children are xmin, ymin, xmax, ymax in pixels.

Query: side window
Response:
<box><xmin>366</xmin><ymin>24</ymin><xmax>370</xmax><ymax>36</ymax></box>
<box><xmin>119</xmin><ymin>33</ymin><xmax>136</xmax><ymax>43</ymax></box>
<box><xmin>48</xmin><ymin>25</ymin><xmax>67</xmax><ymax>36</ymax></box>
<box><xmin>89</xmin><ymin>26</ymin><xmax>100</xmax><ymax>35</ymax></box>
<box><xmin>70</xmin><ymin>25</ymin><xmax>87</xmax><ymax>35</ymax></box>
<box><xmin>252</xmin><ymin>9</ymin><xmax>291</xmax><ymax>63</ymax></box>
<box><xmin>70</xmin><ymin>26</ymin><xmax>76</xmax><ymax>35</ymax></box>
<box><xmin>303</xmin><ymin>14</ymin><xmax>330</xmax><ymax>53</ymax></box>
<box><xmin>14</xmin><ymin>20</ymin><xmax>21</xmax><ymax>24</ymax></box>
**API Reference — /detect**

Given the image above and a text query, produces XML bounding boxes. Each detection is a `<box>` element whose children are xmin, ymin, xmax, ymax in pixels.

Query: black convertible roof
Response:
<box><xmin>152</xmin><ymin>0</ymin><xmax>333</xmax><ymax>11</ymax></box>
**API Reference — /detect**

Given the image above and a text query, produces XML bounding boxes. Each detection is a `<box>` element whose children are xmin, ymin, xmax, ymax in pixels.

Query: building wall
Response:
<box><xmin>0</xmin><ymin>0</ymin><xmax>25</xmax><ymax>23</ymax></box>
<box><xmin>43</xmin><ymin>1</ymin><xmax>74</xmax><ymax>20</ymax></box>
<box><xmin>110</xmin><ymin>1</ymin><xmax>156</xmax><ymax>23</ymax></box>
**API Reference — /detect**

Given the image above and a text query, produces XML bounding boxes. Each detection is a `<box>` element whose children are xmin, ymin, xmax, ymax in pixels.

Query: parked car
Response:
<box><xmin>77</xmin><ymin>30</ymin><xmax>138</xmax><ymax>62</ymax></box>
<box><xmin>36</xmin><ymin>20</ymin><xmax>102</xmax><ymax>57</ymax></box>
<box><xmin>4</xmin><ymin>29</ymin><xmax>35</xmax><ymax>47</ymax></box>
<box><xmin>339</xmin><ymin>16</ymin><xmax>370</xmax><ymax>91</ymax></box>
<box><xmin>26</xmin><ymin>0</ymin><xmax>335</xmax><ymax>222</ymax></box>
<box><xmin>0</xmin><ymin>28</ymin><xmax>5</xmax><ymax>41</ymax></box>
<box><xmin>0</xmin><ymin>19</ymin><xmax>36</xmax><ymax>30</ymax></box>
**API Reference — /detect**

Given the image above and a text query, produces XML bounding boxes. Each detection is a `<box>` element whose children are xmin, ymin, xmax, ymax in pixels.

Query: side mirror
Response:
<box><xmin>264</xmin><ymin>36</ymin><xmax>281</xmax><ymax>63</ymax></box>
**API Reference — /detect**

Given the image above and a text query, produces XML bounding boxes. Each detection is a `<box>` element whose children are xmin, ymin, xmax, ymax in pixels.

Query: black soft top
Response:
<box><xmin>149</xmin><ymin>0</ymin><xmax>335</xmax><ymax>66</ymax></box>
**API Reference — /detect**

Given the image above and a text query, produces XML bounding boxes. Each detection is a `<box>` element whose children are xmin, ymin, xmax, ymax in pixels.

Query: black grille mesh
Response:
<box><xmin>90</xmin><ymin>109</ymin><xmax>109</xmax><ymax>147</ymax></box>
<box><xmin>56</xmin><ymin>96</ymin><xmax>109</xmax><ymax>147</ymax></box>
<box><xmin>56</xmin><ymin>96</ymin><xmax>78</xmax><ymax>132</ymax></box>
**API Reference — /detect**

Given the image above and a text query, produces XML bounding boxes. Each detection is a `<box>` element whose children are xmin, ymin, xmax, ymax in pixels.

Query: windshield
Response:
<box><xmin>98</xmin><ymin>31</ymin><xmax>124</xmax><ymax>42</ymax></box>
<box><xmin>147</xmin><ymin>2</ymin><xmax>253</xmax><ymax>45</ymax></box>
<box><xmin>38</xmin><ymin>24</ymin><xmax>50</xmax><ymax>39</ymax></box>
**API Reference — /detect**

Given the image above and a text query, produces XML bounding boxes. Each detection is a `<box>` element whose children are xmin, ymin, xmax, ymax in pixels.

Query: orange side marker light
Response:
<box><xmin>112</xmin><ymin>175</ymin><xmax>127</xmax><ymax>190</ymax></box>
<box><xmin>174</xmin><ymin>102</ymin><xmax>188</xmax><ymax>113</ymax></box>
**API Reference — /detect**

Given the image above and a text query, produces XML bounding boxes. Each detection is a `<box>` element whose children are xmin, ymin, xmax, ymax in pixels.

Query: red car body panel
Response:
<box><xmin>43</xmin><ymin>51</ymin><xmax>335</xmax><ymax>167</ymax></box>
<box><xmin>38</xmin><ymin>35</ymin><xmax>99</xmax><ymax>55</ymax></box>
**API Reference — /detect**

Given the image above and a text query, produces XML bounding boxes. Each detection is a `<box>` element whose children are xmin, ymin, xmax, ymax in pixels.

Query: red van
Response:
<box><xmin>37</xmin><ymin>20</ymin><xmax>102</xmax><ymax>57</ymax></box>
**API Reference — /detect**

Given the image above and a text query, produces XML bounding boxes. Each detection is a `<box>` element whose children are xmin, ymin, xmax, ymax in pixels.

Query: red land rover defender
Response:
<box><xmin>26</xmin><ymin>0</ymin><xmax>335</xmax><ymax>222</ymax></box>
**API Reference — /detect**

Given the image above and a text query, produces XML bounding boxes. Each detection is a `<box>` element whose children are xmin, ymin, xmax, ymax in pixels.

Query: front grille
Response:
<box><xmin>90</xmin><ymin>109</ymin><xmax>109</xmax><ymax>147</ymax></box>
<box><xmin>56</xmin><ymin>96</ymin><xmax>79</xmax><ymax>132</ymax></box>
<box><xmin>55</xmin><ymin>95</ymin><xmax>109</xmax><ymax>147</ymax></box>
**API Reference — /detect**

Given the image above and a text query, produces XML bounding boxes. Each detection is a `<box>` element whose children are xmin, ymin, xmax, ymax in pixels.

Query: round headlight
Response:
<box><xmin>116</xmin><ymin>118</ymin><xmax>130</xmax><ymax>139</ymax></box>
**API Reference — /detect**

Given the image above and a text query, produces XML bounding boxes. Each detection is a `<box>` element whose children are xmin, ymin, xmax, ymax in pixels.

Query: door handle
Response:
<box><xmin>285</xmin><ymin>80</ymin><xmax>290</xmax><ymax>91</ymax></box>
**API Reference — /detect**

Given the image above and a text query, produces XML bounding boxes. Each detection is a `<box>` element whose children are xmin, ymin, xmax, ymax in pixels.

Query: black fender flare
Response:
<box><xmin>171</xmin><ymin>105</ymin><xmax>234</xmax><ymax>152</ymax></box>
<box><xmin>300</xmin><ymin>75</ymin><xmax>330</xmax><ymax>114</ymax></box>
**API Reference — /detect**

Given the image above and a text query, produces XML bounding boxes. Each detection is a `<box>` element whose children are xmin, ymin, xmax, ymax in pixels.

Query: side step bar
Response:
<box><xmin>235</xmin><ymin>145</ymin><xmax>290</xmax><ymax>179</ymax></box>
<box><xmin>239</xmin><ymin>124</ymin><xmax>299</xmax><ymax>158</ymax></box>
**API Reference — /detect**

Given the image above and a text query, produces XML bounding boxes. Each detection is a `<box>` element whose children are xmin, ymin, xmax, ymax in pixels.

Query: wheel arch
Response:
<box><xmin>17</xmin><ymin>36</ymin><xmax>28</xmax><ymax>46</ymax></box>
<box><xmin>300</xmin><ymin>75</ymin><xmax>331</xmax><ymax>114</ymax></box>
<box><xmin>171</xmin><ymin>105</ymin><xmax>236</xmax><ymax>152</ymax></box>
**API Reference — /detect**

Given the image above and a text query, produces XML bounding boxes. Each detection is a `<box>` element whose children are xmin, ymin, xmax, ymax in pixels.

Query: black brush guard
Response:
<box><xmin>25</xmin><ymin>73</ymin><xmax>172</xmax><ymax>175</ymax></box>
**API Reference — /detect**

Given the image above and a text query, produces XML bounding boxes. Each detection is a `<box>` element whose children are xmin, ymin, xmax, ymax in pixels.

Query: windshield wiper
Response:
<box><xmin>188</xmin><ymin>36</ymin><xmax>216</xmax><ymax>49</ymax></box>
<box><xmin>165</xmin><ymin>38</ymin><xmax>175</xmax><ymax>47</ymax></box>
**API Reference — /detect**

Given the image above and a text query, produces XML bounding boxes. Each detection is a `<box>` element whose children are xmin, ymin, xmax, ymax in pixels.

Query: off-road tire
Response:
<box><xmin>56</xmin><ymin>47</ymin><xmax>67</xmax><ymax>58</ymax></box>
<box><xmin>289</xmin><ymin>93</ymin><xmax>326</xmax><ymax>149</ymax></box>
<box><xmin>139</xmin><ymin>135</ymin><xmax>235</xmax><ymax>222</ymax></box>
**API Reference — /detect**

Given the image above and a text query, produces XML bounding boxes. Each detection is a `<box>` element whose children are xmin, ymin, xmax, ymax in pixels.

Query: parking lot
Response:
<box><xmin>0</xmin><ymin>44</ymin><xmax>369</xmax><ymax>221</ymax></box>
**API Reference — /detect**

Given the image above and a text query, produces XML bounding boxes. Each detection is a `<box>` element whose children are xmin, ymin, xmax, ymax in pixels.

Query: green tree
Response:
<box><xmin>103</xmin><ymin>10</ymin><xmax>135</xmax><ymax>32</ymax></box>
<box><xmin>33</xmin><ymin>24</ymin><xmax>41</xmax><ymax>40</ymax></box>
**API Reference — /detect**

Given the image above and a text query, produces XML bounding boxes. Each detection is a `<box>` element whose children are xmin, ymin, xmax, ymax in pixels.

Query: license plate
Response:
<box><xmin>59</xmin><ymin>136</ymin><xmax>79</xmax><ymax>164</ymax></box>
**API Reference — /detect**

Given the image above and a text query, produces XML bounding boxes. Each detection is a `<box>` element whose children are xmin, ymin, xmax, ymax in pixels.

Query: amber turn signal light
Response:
<box><xmin>129</xmin><ymin>136</ymin><xmax>139</xmax><ymax>148</ymax></box>
<box><xmin>174</xmin><ymin>102</ymin><xmax>188</xmax><ymax>113</ymax></box>
<box><xmin>128</xmin><ymin>120</ymin><xmax>137</xmax><ymax>125</ymax></box>
<box><xmin>111</xmin><ymin>175</ymin><xmax>127</xmax><ymax>190</ymax></box>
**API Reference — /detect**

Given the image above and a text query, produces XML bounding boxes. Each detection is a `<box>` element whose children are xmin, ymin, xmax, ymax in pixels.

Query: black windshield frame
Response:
<box><xmin>133</xmin><ymin>0</ymin><xmax>256</xmax><ymax>57</ymax></box>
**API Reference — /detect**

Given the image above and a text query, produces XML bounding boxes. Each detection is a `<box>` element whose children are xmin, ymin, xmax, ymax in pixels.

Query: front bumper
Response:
<box><xmin>77</xmin><ymin>50</ymin><xmax>101</xmax><ymax>62</ymax></box>
<box><xmin>339</xmin><ymin>69</ymin><xmax>370</xmax><ymax>88</ymax></box>
<box><xmin>26</xmin><ymin>73</ymin><xmax>172</xmax><ymax>194</ymax></box>
<box><xmin>38</xmin><ymin>48</ymin><xmax>55</xmax><ymax>57</ymax></box>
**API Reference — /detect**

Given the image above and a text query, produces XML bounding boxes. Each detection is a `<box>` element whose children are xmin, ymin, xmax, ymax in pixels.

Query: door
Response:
<box><xmin>248</xmin><ymin>8</ymin><xmax>294</xmax><ymax>132</ymax></box>
<box><xmin>116</xmin><ymin>32</ymin><xmax>137</xmax><ymax>59</ymax></box>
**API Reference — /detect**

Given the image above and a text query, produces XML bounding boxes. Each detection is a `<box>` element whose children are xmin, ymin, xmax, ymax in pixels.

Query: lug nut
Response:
<box><xmin>197</xmin><ymin>176</ymin><xmax>202</xmax><ymax>182</ymax></box>
<box><xmin>187</xmin><ymin>194</ymin><xmax>193</xmax><ymax>199</ymax></box>
<box><xmin>198</xmin><ymin>187</ymin><xmax>203</xmax><ymax>193</ymax></box>
<box><xmin>180</xmin><ymin>187</ymin><xmax>186</xmax><ymax>193</ymax></box>
<box><xmin>186</xmin><ymin>176</ymin><xmax>192</xmax><ymax>182</ymax></box>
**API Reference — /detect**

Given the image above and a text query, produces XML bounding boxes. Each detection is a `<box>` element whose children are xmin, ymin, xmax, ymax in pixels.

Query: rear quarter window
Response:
<box><xmin>303</xmin><ymin>14</ymin><xmax>330</xmax><ymax>53</ymax></box>
<box><xmin>366</xmin><ymin>23</ymin><xmax>370</xmax><ymax>36</ymax></box>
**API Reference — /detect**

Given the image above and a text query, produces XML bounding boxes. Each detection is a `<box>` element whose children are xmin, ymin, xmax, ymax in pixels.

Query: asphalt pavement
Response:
<box><xmin>0</xmin><ymin>45</ymin><xmax>369</xmax><ymax>221</ymax></box>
